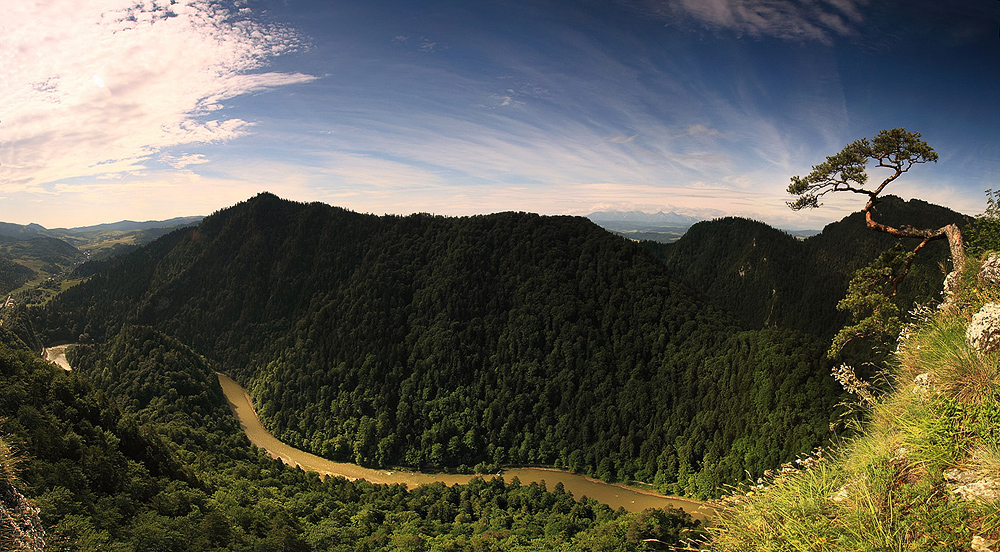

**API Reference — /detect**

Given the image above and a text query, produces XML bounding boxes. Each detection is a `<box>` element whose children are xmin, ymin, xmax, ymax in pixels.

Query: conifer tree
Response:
<box><xmin>787</xmin><ymin>128</ymin><xmax>965</xmax><ymax>355</ymax></box>
<box><xmin>787</xmin><ymin>128</ymin><xmax>964</xmax><ymax>274</ymax></box>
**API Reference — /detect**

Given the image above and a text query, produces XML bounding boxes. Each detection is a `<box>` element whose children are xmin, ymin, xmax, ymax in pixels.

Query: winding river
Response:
<box><xmin>217</xmin><ymin>373</ymin><xmax>715</xmax><ymax>519</ymax></box>
<box><xmin>42</xmin><ymin>345</ymin><xmax>712</xmax><ymax>518</ymax></box>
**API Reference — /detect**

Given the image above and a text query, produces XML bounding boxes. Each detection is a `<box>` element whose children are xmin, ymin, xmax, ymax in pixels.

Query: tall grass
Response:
<box><xmin>707</xmin><ymin>256</ymin><xmax>1000</xmax><ymax>551</ymax></box>
<box><xmin>0</xmin><ymin>429</ymin><xmax>17</xmax><ymax>484</ymax></box>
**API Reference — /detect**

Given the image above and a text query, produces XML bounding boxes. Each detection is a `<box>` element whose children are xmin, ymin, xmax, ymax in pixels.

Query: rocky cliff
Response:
<box><xmin>0</xmin><ymin>438</ymin><xmax>44</xmax><ymax>552</ymax></box>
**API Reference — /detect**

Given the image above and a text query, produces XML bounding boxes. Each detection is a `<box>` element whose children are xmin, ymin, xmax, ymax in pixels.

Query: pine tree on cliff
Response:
<box><xmin>786</xmin><ymin>128</ymin><xmax>966</xmax><ymax>355</ymax></box>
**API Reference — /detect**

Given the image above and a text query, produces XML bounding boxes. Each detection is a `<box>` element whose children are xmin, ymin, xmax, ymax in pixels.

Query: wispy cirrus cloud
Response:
<box><xmin>1</xmin><ymin>0</ymin><xmax>315</xmax><ymax>192</ymax></box>
<box><xmin>624</xmin><ymin>0</ymin><xmax>867</xmax><ymax>42</ymax></box>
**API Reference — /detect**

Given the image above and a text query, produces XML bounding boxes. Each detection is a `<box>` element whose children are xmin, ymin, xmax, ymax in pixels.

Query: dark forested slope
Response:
<box><xmin>643</xmin><ymin>217</ymin><xmax>834</xmax><ymax>333</ymax></box>
<box><xmin>647</xmin><ymin>196</ymin><xmax>971</xmax><ymax>337</ymax></box>
<box><xmin>40</xmin><ymin>193</ymin><xmax>841</xmax><ymax>497</ymax></box>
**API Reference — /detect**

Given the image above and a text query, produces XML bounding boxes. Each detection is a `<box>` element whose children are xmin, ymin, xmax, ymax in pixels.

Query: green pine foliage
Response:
<box><xmin>38</xmin><ymin>193</ymin><xmax>842</xmax><ymax>497</ymax></box>
<box><xmin>966</xmin><ymin>189</ymin><xmax>1000</xmax><ymax>257</ymax></box>
<box><xmin>828</xmin><ymin>246</ymin><xmax>914</xmax><ymax>358</ymax></box>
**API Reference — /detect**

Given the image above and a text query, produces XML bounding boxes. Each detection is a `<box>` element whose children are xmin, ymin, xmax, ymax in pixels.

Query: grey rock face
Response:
<box><xmin>979</xmin><ymin>253</ymin><xmax>1000</xmax><ymax>286</ymax></box>
<box><xmin>944</xmin><ymin>468</ymin><xmax>1000</xmax><ymax>502</ymax></box>
<box><xmin>912</xmin><ymin>372</ymin><xmax>935</xmax><ymax>397</ymax></box>
<box><xmin>966</xmin><ymin>303</ymin><xmax>1000</xmax><ymax>353</ymax></box>
<box><xmin>0</xmin><ymin>478</ymin><xmax>45</xmax><ymax>552</ymax></box>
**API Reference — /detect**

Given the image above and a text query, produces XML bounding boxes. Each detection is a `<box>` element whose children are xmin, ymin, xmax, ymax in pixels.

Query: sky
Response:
<box><xmin>2</xmin><ymin>0</ymin><xmax>998</xmax><ymax>230</ymax></box>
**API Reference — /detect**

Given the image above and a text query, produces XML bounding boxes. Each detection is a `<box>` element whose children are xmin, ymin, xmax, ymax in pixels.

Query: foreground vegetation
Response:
<box><xmin>709</xmin><ymin>254</ymin><xmax>1000</xmax><ymax>551</ymax></box>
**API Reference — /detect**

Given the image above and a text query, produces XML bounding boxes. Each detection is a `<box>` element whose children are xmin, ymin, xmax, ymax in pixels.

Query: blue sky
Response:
<box><xmin>3</xmin><ymin>0</ymin><xmax>998</xmax><ymax>229</ymax></box>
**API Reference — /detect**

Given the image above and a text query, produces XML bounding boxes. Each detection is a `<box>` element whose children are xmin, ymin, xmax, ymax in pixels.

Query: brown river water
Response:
<box><xmin>217</xmin><ymin>373</ymin><xmax>715</xmax><ymax>519</ymax></box>
<box><xmin>43</xmin><ymin>345</ymin><xmax>73</xmax><ymax>371</ymax></box>
<box><xmin>42</xmin><ymin>345</ymin><xmax>713</xmax><ymax>518</ymax></box>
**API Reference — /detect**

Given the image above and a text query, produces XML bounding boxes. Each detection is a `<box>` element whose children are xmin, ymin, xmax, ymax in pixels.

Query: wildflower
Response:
<box><xmin>832</xmin><ymin>364</ymin><xmax>876</xmax><ymax>407</ymax></box>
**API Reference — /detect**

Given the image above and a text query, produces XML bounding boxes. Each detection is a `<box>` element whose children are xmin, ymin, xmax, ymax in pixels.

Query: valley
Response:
<box><xmin>217</xmin><ymin>372</ymin><xmax>714</xmax><ymax>518</ymax></box>
<box><xmin>1</xmin><ymin>192</ymin><xmax>975</xmax><ymax>550</ymax></box>
<box><xmin>39</xmin><ymin>194</ymin><xmax>847</xmax><ymax>497</ymax></box>
<box><xmin>0</xmin><ymin>217</ymin><xmax>202</xmax><ymax>305</ymax></box>
<box><xmin>43</xmin><ymin>342</ymin><xmax>712</xmax><ymax>516</ymax></box>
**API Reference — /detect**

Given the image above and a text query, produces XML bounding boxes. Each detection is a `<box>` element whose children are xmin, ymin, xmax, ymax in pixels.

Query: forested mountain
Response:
<box><xmin>646</xmin><ymin>196</ymin><xmax>971</xmax><ymax>337</ymax></box>
<box><xmin>38</xmin><ymin>193</ymin><xmax>842</xmax><ymax>497</ymax></box>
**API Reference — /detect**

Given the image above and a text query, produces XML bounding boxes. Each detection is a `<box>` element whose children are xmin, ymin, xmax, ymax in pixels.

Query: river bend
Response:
<box><xmin>217</xmin><ymin>372</ymin><xmax>713</xmax><ymax>518</ymax></box>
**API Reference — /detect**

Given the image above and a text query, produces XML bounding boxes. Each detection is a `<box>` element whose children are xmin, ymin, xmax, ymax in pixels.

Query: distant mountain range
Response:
<box><xmin>0</xmin><ymin>216</ymin><xmax>203</xmax><ymax>239</ymax></box>
<box><xmin>0</xmin><ymin>215</ymin><xmax>203</xmax><ymax>301</ymax></box>
<box><xmin>587</xmin><ymin>210</ymin><xmax>819</xmax><ymax>242</ymax></box>
<box><xmin>56</xmin><ymin>216</ymin><xmax>204</xmax><ymax>234</ymax></box>
<box><xmin>586</xmin><ymin>209</ymin><xmax>703</xmax><ymax>226</ymax></box>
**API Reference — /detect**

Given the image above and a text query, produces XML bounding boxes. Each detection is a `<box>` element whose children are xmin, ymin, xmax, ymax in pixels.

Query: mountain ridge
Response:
<box><xmin>39</xmin><ymin>192</ymin><xmax>842</xmax><ymax>497</ymax></box>
<box><xmin>0</xmin><ymin>216</ymin><xmax>203</xmax><ymax>237</ymax></box>
<box><xmin>645</xmin><ymin>196</ymin><xmax>972</xmax><ymax>337</ymax></box>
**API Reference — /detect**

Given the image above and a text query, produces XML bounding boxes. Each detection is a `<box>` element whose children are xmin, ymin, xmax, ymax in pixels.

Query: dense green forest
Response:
<box><xmin>0</xmin><ymin>256</ymin><xmax>35</xmax><ymax>295</ymax></box>
<box><xmin>38</xmin><ymin>193</ymin><xmax>843</xmax><ymax>498</ymax></box>
<box><xmin>0</xmin><ymin>322</ymin><xmax>702</xmax><ymax>550</ymax></box>
<box><xmin>646</xmin><ymin>196</ymin><xmax>970</xmax><ymax>338</ymax></box>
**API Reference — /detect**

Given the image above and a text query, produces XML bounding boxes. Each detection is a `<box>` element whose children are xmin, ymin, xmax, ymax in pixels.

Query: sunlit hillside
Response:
<box><xmin>709</xmin><ymin>252</ymin><xmax>1000</xmax><ymax>551</ymax></box>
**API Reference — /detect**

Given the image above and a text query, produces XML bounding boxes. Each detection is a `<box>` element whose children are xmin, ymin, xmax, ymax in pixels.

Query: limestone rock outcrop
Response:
<box><xmin>966</xmin><ymin>302</ymin><xmax>1000</xmax><ymax>353</ymax></box>
<box><xmin>978</xmin><ymin>253</ymin><xmax>1000</xmax><ymax>287</ymax></box>
<box><xmin>972</xmin><ymin>535</ymin><xmax>997</xmax><ymax>552</ymax></box>
<box><xmin>0</xmin><ymin>477</ymin><xmax>45</xmax><ymax>552</ymax></box>
<box><xmin>944</xmin><ymin>468</ymin><xmax>1000</xmax><ymax>502</ymax></box>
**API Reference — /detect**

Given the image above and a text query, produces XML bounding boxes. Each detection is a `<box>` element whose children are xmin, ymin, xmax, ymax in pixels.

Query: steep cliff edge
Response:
<box><xmin>709</xmin><ymin>253</ymin><xmax>1000</xmax><ymax>551</ymax></box>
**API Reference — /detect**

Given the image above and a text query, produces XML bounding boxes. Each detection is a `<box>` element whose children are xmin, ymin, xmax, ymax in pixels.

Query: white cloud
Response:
<box><xmin>161</xmin><ymin>153</ymin><xmax>211</xmax><ymax>169</ymax></box>
<box><xmin>1</xmin><ymin>0</ymin><xmax>315</xmax><ymax>192</ymax></box>
<box><xmin>681</xmin><ymin>124</ymin><xmax>724</xmax><ymax>139</ymax></box>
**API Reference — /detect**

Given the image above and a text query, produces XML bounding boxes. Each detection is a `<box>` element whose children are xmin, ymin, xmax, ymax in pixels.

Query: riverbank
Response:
<box><xmin>42</xmin><ymin>345</ymin><xmax>73</xmax><ymax>371</ymax></box>
<box><xmin>217</xmin><ymin>372</ymin><xmax>714</xmax><ymax>519</ymax></box>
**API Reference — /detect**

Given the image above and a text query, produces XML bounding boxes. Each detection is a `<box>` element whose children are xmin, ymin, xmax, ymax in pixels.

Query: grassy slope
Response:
<box><xmin>708</xmin><ymin>255</ymin><xmax>1000</xmax><ymax>551</ymax></box>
